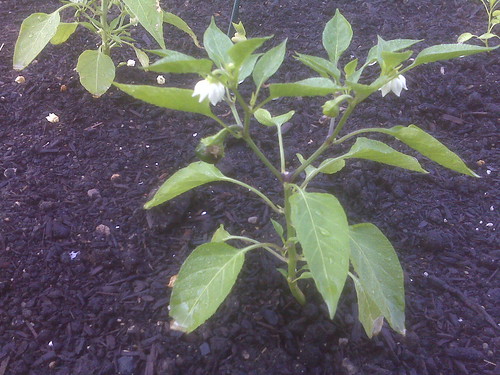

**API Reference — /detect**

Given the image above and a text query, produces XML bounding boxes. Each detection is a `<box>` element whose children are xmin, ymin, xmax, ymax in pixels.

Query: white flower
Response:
<box><xmin>192</xmin><ymin>79</ymin><xmax>225</xmax><ymax>106</ymax></box>
<box><xmin>379</xmin><ymin>75</ymin><xmax>408</xmax><ymax>97</ymax></box>
<box><xmin>46</xmin><ymin>113</ymin><xmax>59</xmax><ymax>123</ymax></box>
<box><xmin>156</xmin><ymin>75</ymin><xmax>166</xmax><ymax>85</ymax></box>
<box><xmin>126</xmin><ymin>59</ymin><xmax>136</xmax><ymax>67</ymax></box>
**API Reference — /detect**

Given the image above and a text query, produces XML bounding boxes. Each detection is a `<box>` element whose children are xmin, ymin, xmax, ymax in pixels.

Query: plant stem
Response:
<box><xmin>284</xmin><ymin>183</ymin><xmax>306</xmax><ymax>305</ymax></box>
<box><xmin>243</xmin><ymin>136</ymin><xmax>283</xmax><ymax>181</ymax></box>
<box><xmin>291</xmin><ymin>103</ymin><xmax>356</xmax><ymax>181</ymax></box>
<box><xmin>100</xmin><ymin>0</ymin><xmax>111</xmax><ymax>55</ymax></box>
<box><xmin>276</xmin><ymin>124</ymin><xmax>286</xmax><ymax>173</ymax></box>
<box><xmin>223</xmin><ymin>177</ymin><xmax>283</xmax><ymax>214</ymax></box>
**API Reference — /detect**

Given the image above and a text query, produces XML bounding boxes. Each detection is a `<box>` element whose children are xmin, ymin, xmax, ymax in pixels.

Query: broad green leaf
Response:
<box><xmin>212</xmin><ymin>224</ymin><xmax>231</xmax><ymax>242</ymax></box>
<box><xmin>351</xmin><ymin>274</ymin><xmax>385</xmax><ymax>338</ymax></box>
<box><xmin>143</xmin><ymin>162</ymin><xmax>226</xmax><ymax>208</ymax></box>
<box><xmin>133</xmin><ymin>46</ymin><xmax>150</xmax><ymax>67</ymax></box>
<box><xmin>238</xmin><ymin>53</ymin><xmax>260</xmax><ymax>83</ymax></box>
<box><xmin>478</xmin><ymin>32</ymin><xmax>496</xmax><ymax>40</ymax></box>
<box><xmin>122</xmin><ymin>0</ymin><xmax>165</xmax><ymax>49</ymax></box>
<box><xmin>170</xmin><ymin>242</ymin><xmax>245</xmax><ymax>332</ymax></box>
<box><xmin>204</xmin><ymin>17</ymin><xmax>233</xmax><ymax>68</ymax></box>
<box><xmin>365</xmin><ymin>37</ymin><xmax>421</xmax><ymax>65</ymax></box>
<box><xmin>114</xmin><ymin>83</ymin><xmax>214</xmax><ymax>118</ymax></box>
<box><xmin>381</xmin><ymin>50</ymin><xmax>413</xmax><ymax>70</ymax></box>
<box><xmin>76</xmin><ymin>50</ymin><xmax>115</xmax><ymax>96</ymax></box>
<box><xmin>13</xmin><ymin>12</ymin><xmax>61</xmax><ymax>70</ymax></box>
<box><xmin>317</xmin><ymin>158</ymin><xmax>346</xmax><ymax>174</ymax></box>
<box><xmin>50</xmin><ymin>22</ymin><xmax>78</xmax><ymax>45</ymax></box>
<box><xmin>148</xmin><ymin>51</ymin><xmax>213</xmax><ymax>74</ymax></box>
<box><xmin>252</xmin><ymin>39</ymin><xmax>287</xmax><ymax>89</ymax></box>
<box><xmin>382</xmin><ymin>125</ymin><xmax>478</xmax><ymax>176</ymax></box>
<box><xmin>290</xmin><ymin>190</ymin><xmax>350</xmax><ymax>318</ymax></box>
<box><xmin>164</xmin><ymin>12</ymin><xmax>201</xmax><ymax>47</ymax></box>
<box><xmin>295</xmin><ymin>53</ymin><xmax>340</xmax><ymax>80</ymax></box>
<box><xmin>295</xmin><ymin>272</ymin><xmax>313</xmax><ymax>281</ymax></box>
<box><xmin>228</xmin><ymin>37</ymin><xmax>271</xmax><ymax>67</ymax></box>
<box><xmin>322</xmin><ymin>10</ymin><xmax>352</xmax><ymax>64</ymax></box>
<box><xmin>413</xmin><ymin>44</ymin><xmax>495</xmax><ymax>66</ymax></box>
<box><xmin>349</xmin><ymin>223</ymin><xmax>405</xmax><ymax>336</ymax></box>
<box><xmin>269</xmin><ymin>77</ymin><xmax>341</xmax><ymax>98</ymax></box>
<box><xmin>254</xmin><ymin>109</ymin><xmax>294</xmax><ymax>127</ymax></box>
<box><xmin>345</xmin><ymin>137</ymin><xmax>427</xmax><ymax>173</ymax></box>
<box><xmin>457</xmin><ymin>32</ymin><xmax>474</xmax><ymax>44</ymax></box>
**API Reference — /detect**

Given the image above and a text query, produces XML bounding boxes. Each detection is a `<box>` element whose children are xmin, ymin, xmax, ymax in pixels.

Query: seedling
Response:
<box><xmin>458</xmin><ymin>0</ymin><xmax>499</xmax><ymax>46</ymax></box>
<box><xmin>13</xmin><ymin>0</ymin><xmax>199</xmax><ymax>96</ymax></box>
<box><xmin>115</xmin><ymin>12</ymin><xmax>494</xmax><ymax>336</ymax></box>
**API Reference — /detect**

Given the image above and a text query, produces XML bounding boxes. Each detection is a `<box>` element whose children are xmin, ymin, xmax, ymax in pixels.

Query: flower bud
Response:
<box><xmin>195</xmin><ymin>128</ymin><xmax>229</xmax><ymax>164</ymax></box>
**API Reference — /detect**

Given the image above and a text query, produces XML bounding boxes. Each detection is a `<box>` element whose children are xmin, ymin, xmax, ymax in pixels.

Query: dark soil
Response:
<box><xmin>1</xmin><ymin>0</ymin><xmax>499</xmax><ymax>374</ymax></box>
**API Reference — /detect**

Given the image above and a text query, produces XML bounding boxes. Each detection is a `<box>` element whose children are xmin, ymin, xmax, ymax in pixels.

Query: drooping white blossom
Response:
<box><xmin>192</xmin><ymin>79</ymin><xmax>225</xmax><ymax>106</ymax></box>
<box><xmin>379</xmin><ymin>75</ymin><xmax>408</xmax><ymax>97</ymax></box>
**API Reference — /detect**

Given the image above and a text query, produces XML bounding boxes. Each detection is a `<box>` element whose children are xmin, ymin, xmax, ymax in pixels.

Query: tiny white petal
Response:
<box><xmin>156</xmin><ymin>75</ymin><xmax>166</xmax><ymax>85</ymax></box>
<box><xmin>127</xmin><ymin>59</ymin><xmax>136</xmax><ymax>67</ymax></box>
<box><xmin>192</xmin><ymin>79</ymin><xmax>225</xmax><ymax>105</ymax></box>
<box><xmin>380</xmin><ymin>75</ymin><xmax>408</xmax><ymax>97</ymax></box>
<box><xmin>46</xmin><ymin>113</ymin><xmax>59</xmax><ymax>123</ymax></box>
<box><xmin>379</xmin><ymin>82</ymin><xmax>392</xmax><ymax>97</ymax></box>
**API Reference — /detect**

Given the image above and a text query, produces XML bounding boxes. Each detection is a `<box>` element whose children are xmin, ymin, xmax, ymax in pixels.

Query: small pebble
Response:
<box><xmin>247</xmin><ymin>216</ymin><xmax>258</xmax><ymax>224</ymax></box>
<box><xmin>3</xmin><ymin>168</ymin><xmax>17</xmax><ymax>178</ymax></box>
<box><xmin>15</xmin><ymin>76</ymin><xmax>25</xmax><ymax>84</ymax></box>
<box><xmin>157</xmin><ymin>75</ymin><xmax>166</xmax><ymax>84</ymax></box>
<box><xmin>87</xmin><ymin>188</ymin><xmax>100</xmax><ymax>199</ymax></box>
<box><xmin>199</xmin><ymin>342</ymin><xmax>210</xmax><ymax>356</ymax></box>
<box><xmin>46</xmin><ymin>113</ymin><xmax>59</xmax><ymax>123</ymax></box>
<box><xmin>95</xmin><ymin>224</ymin><xmax>111</xmax><ymax>236</ymax></box>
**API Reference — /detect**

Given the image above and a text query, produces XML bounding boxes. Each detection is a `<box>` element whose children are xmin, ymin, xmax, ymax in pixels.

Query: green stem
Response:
<box><xmin>100</xmin><ymin>0</ymin><xmax>111</xmax><ymax>55</ymax></box>
<box><xmin>284</xmin><ymin>183</ymin><xmax>306</xmax><ymax>305</ymax></box>
<box><xmin>226</xmin><ymin>236</ymin><xmax>286</xmax><ymax>262</ymax></box>
<box><xmin>276</xmin><ymin>124</ymin><xmax>286</xmax><ymax>173</ymax></box>
<box><xmin>223</xmin><ymin>177</ymin><xmax>283</xmax><ymax>214</ymax></box>
<box><xmin>291</xmin><ymin>103</ymin><xmax>356</xmax><ymax>181</ymax></box>
<box><xmin>243</xmin><ymin>136</ymin><xmax>282</xmax><ymax>181</ymax></box>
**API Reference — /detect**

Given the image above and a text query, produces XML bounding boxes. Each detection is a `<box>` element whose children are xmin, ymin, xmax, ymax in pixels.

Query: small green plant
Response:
<box><xmin>458</xmin><ymin>0</ymin><xmax>499</xmax><ymax>46</ymax></box>
<box><xmin>116</xmin><ymin>12</ymin><xmax>494</xmax><ymax>336</ymax></box>
<box><xmin>13</xmin><ymin>0</ymin><xmax>199</xmax><ymax>96</ymax></box>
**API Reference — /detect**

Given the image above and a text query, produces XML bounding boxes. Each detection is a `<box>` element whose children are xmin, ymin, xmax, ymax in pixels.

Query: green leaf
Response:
<box><xmin>350</xmin><ymin>274</ymin><xmax>385</xmax><ymax>338</ymax></box>
<box><xmin>271</xmin><ymin>219</ymin><xmax>284</xmax><ymax>241</ymax></box>
<box><xmin>228</xmin><ymin>37</ymin><xmax>271</xmax><ymax>68</ymax></box>
<box><xmin>413</xmin><ymin>44</ymin><xmax>495</xmax><ymax>66</ymax></box>
<box><xmin>254</xmin><ymin>109</ymin><xmax>294</xmax><ymax>127</ymax></box>
<box><xmin>143</xmin><ymin>162</ymin><xmax>226</xmax><ymax>208</ymax></box>
<box><xmin>238</xmin><ymin>53</ymin><xmax>261</xmax><ymax>83</ymax></box>
<box><xmin>122</xmin><ymin>0</ymin><xmax>165</xmax><ymax>49</ymax></box>
<box><xmin>322</xmin><ymin>10</ymin><xmax>352</xmax><ymax>64</ymax></box>
<box><xmin>76</xmin><ymin>50</ymin><xmax>115</xmax><ymax>96</ymax></box>
<box><xmin>269</xmin><ymin>77</ymin><xmax>341</xmax><ymax>98</ymax></box>
<box><xmin>343</xmin><ymin>59</ymin><xmax>358</xmax><ymax>78</ymax></box>
<box><xmin>50</xmin><ymin>22</ymin><xmax>78</xmax><ymax>45</ymax></box>
<box><xmin>204</xmin><ymin>17</ymin><xmax>233</xmax><ymax>68</ymax></box>
<box><xmin>317</xmin><ymin>158</ymin><xmax>346</xmax><ymax>174</ymax></box>
<box><xmin>133</xmin><ymin>46</ymin><xmax>150</xmax><ymax>67</ymax></box>
<box><xmin>478</xmin><ymin>32</ymin><xmax>497</xmax><ymax>40</ymax></box>
<box><xmin>349</xmin><ymin>223</ymin><xmax>406</xmax><ymax>337</ymax></box>
<box><xmin>13</xmin><ymin>12</ymin><xmax>61</xmax><ymax>70</ymax></box>
<box><xmin>295</xmin><ymin>53</ymin><xmax>340</xmax><ymax>80</ymax></box>
<box><xmin>114</xmin><ymin>83</ymin><xmax>214</xmax><ymax>118</ymax></box>
<box><xmin>164</xmin><ymin>12</ymin><xmax>201</xmax><ymax>48</ymax></box>
<box><xmin>290</xmin><ymin>190</ymin><xmax>350</xmax><ymax>318</ymax></box>
<box><xmin>212</xmin><ymin>224</ymin><xmax>231</xmax><ymax>242</ymax></box>
<box><xmin>366</xmin><ymin>37</ymin><xmax>421</xmax><ymax>65</ymax></box>
<box><xmin>457</xmin><ymin>32</ymin><xmax>474</xmax><ymax>44</ymax></box>
<box><xmin>345</xmin><ymin>137</ymin><xmax>427</xmax><ymax>173</ymax></box>
<box><xmin>252</xmin><ymin>39</ymin><xmax>287</xmax><ymax>89</ymax></box>
<box><xmin>382</xmin><ymin>125</ymin><xmax>478</xmax><ymax>176</ymax></box>
<box><xmin>148</xmin><ymin>51</ymin><xmax>213</xmax><ymax>74</ymax></box>
<box><xmin>381</xmin><ymin>50</ymin><xmax>413</xmax><ymax>70</ymax></box>
<box><xmin>170</xmin><ymin>242</ymin><xmax>245</xmax><ymax>332</ymax></box>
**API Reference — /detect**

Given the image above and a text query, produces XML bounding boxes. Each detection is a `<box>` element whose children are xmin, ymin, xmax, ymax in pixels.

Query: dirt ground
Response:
<box><xmin>0</xmin><ymin>0</ymin><xmax>498</xmax><ymax>374</ymax></box>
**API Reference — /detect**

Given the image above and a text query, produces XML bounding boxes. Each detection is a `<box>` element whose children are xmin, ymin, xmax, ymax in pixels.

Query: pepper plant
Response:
<box><xmin>13</xmin><ymin>0</ymin><xmax>199</xmax><ymax>96</ymax></box>
<box><xmin>115</xmin><ymin>11</ymin><xmax>494</xmax><ymax>336</ymax></box>
<box><xmin>458</xmin><ymin>0</ymin><xmax>499</xmax><ymax>47</ymax></box>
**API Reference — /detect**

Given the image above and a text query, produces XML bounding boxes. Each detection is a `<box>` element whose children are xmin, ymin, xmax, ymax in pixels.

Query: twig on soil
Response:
<box><xmin>427</xmin><ymin>275</ymin><xmax>499</xmax><ymax>331</ymax></box>
<box><xmin>0</xmin><ymin>357</ymin><xmax>10</xmax><ymax>375</ymax></box>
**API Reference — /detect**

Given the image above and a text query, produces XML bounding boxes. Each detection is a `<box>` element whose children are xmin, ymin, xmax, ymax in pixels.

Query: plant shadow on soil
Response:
<box><xmin>0</xmin><ymin>0</ymin><xmax>498</xmax><ymax>374</ymax></box>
